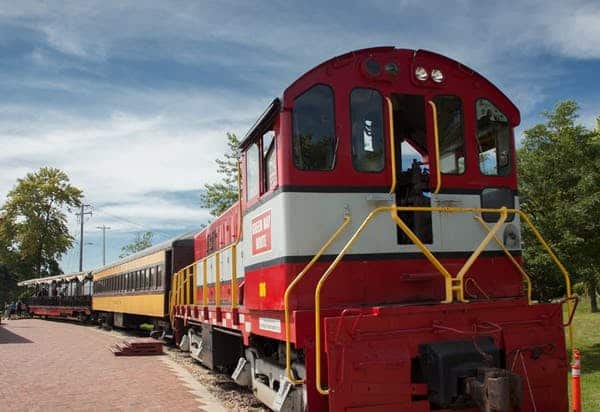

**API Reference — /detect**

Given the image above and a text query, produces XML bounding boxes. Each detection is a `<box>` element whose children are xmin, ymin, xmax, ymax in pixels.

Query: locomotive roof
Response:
<box><xmin>92</xmin><ymin>231</ymin><xmax>196</xmax><ymax>274</ymax></box>
<box><xmin>239</xmin><ymin>47</ymin><xmax>520</xmax><ymax>149</ymax></box>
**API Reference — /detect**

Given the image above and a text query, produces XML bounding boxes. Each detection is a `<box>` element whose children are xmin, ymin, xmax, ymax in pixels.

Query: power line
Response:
<box><xmin>92</xmin><ymin>207</ymin><xmax>174</xmax><ymax>239</ymax></box>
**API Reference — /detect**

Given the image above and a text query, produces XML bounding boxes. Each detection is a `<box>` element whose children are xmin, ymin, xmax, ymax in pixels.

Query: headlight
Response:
<box><xmin>415</xmin><ymin>66</ymin><xmax>428</xmax><ymax>81</ymax></box>
<box><xmin>431</xmin><ymin>68</ymin><xmax>444</xmax><ymax>83</ymax></box>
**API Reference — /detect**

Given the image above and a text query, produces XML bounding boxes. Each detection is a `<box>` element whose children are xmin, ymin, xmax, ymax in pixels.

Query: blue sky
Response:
<box><xmin>0</xmin><ymin>1</ymin><xmax>599</xmax><ymax>273</ymax></box>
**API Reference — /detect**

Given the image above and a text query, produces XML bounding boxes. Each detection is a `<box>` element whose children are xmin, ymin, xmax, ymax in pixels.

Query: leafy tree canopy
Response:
<box><xmin>0</xmin><ymin>167</ymin><xmax>82</xmax><ymax>279</ymax></box>
<box><xmin>119</xmin><ymin>231</ymin><xmax>154</xmax><ymax>259</ymax></box>
<box><xmin>519</xmin><ymin>101</ymin><xmax>600</xmax><ymax>311</ymax></box>
<box><xmin>200</xmin><ymin>133</ymin><xmax>241</xmax><ymax>216</ymax></box>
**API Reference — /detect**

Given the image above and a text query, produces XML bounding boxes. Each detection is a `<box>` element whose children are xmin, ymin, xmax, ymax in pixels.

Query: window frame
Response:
<box><xmin>474</xmin><ymin>98</ymin><xmax>513</xmax><ymax>177</ymax></box>
<box><xmin>245</xmin><ymin>143</ymin><xmax>261</xmax><ymax>202</ymax></box>
<box><xmin>433</xmin><ymin>94</ymin><xmax>467</xmax><ymax>176</ymax></box>
<box><xmin>291</xmin><ymin>83</ymin><xmax>337</xmax><ymax>172</ymax></box>
<box><xmin>349</xmin><ymin>87</ymin><xmax>386</xmax><ymax>173</ymax></box>
<box><xmin>263</xmin><ymin>130</ymin><xmax>278</xmax><ymax>193</ymax></box>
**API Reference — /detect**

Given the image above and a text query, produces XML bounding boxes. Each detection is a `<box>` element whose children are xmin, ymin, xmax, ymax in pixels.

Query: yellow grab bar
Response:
<box><xmin>313</xmin><ymin>205</ymin><xmax>574</xmax><ymax>396</ymax></box>
<box><xmin>386</xmin><ymin>97</ymin><xmax>397</xmax><ymax>194</ymax></box>
<box><xmin>390</xmin><ymin>210</ymin><xmax>454</xmax><ymax>303</ymax></box>
<box><xmin>202</xmin><ymin>258</ymin><xmax>208</xmax><ymax>306</ymax></box>
<box><xmin>515</xmin><ymin>210</ymin><xmax>574</xmax><ymax>351</ymax></box>
<box><xmin>473</xmin><ymin>215</ymin><xmax>532</xmax><ymax>304</ymax></box>
<box><xmin>284</xmin><ymin>215</ymin><xmax>351</xmax><ymax>385</ymax></box>
<box><xmin>427</xmin><ymin>100</ymin><xmax>442</xmax><ymax>194</ymax></box>
<box><xmin>231</xmin><ymin>245</ymin><xmax>238</xmax><ymax>310</ymax></box>
<box><xmin>454</xmin><ymin>207</ymin><xmax>508</xmax><ymax>302</ymax></box>
<box><xmin>215</xmin><ymin>251</ymin><xmax>221</xmax><ymax>307</ymax></box>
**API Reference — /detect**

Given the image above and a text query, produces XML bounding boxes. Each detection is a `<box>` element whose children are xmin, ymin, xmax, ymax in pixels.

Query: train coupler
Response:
<box><xmin>465</xmin><ymin>367</ymin><xmax>522</xmax><ymax>412</ymax></box>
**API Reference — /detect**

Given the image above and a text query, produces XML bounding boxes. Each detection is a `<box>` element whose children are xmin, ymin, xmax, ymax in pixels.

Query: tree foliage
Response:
<box><xmin>0</xmin><ymin>167</ymin><xmax>82</xmax><ymax>280</ymax></box>
<box><xmin>200</xmin><ymin>133</ymin><xmax>241</xmax><ymax>216</ymax></box>
<box><xmin>519</xmin><ymin>101</ymin><xmax>600</xmax><ymax>311</ymax></box>
<box><xmin>119</xmin><ymin>231</ymin><xmax>154</xmax><ymax>258</ymax></box>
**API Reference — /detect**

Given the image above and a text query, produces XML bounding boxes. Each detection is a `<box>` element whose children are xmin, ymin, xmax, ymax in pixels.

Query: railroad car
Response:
<box><xmin>171</xmin><ymin>47</ymin><xmax>575</xmax><ymax>412</ymax></box>
<box><xmin>18</xmin><ymin>272</ymin><xmax>94</xmax><ymax>320</ymax></box>
<box><xmin>92</xmin><ymin>233</ymin><xmax>194</xmax><ymax>329</ymax></box>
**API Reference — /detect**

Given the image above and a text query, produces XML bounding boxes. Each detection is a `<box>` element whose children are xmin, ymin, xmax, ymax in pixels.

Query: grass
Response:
<box><xmin>139</xmin><ymin>323</ymin><xmax>154</xmax><ymax>331</ymax></box>
<box><xmin>569</xmin><ymin>298</ymin><xmax>600</xmax><ymax>411</ymax></box>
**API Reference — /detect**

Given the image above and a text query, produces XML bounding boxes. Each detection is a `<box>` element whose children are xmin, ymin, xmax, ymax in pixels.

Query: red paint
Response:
<box><xmin>27</xmin><ymin>305</ymin><xmax>91</xmax><ymax>318</ymax></box>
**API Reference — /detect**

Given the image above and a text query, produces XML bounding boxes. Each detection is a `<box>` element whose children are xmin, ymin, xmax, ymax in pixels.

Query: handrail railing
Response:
<box><xmin>170</xmin><ymin>242</ymin><xmax>239</xmax><ymax>325</ymax></box>
<box><xmin>313</xmin><ymin>206</ymin><xmax>574</xmax><ymax>395</ymax></box>
<box><xmin>284</xmin><ymin>214</ymin><xmax>351</xmax><ymax>384</ymax></box>
<box><xmin>427</xmin><ymin>100</ymin><xmax>442</xmax><ymax>194</ymax></box>
<box><xmin>169</xmin><ymin>261</ymin><xmax>197</xmax><ymax>325</ymax></box>
<box><xmin>474</xmin><ymin>215</ymin><xmax>532</xmax><ymax>304</ymax></box>
<box><xmin>385</xmin><ymin>97</ymin><xmax>397</xmax><ymax>194</ymax></box>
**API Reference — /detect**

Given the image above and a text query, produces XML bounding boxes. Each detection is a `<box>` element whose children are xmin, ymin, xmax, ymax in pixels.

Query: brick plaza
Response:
<box><xmin>0</xmin><ymin>318</ymin><xmax>226</xmax><ymax>411</ymax></box>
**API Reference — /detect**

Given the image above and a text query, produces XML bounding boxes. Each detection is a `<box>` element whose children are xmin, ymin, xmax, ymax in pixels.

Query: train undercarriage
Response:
<box><xmin>173</xmin><ymin>298</ymin><xmax>567</xmax><ymax>412</ymax></box>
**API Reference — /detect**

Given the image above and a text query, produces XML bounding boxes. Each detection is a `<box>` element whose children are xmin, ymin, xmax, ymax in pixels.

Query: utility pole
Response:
<box><xmin>76</xmin><ymin>204</ymin><xmax>92</xmax><ymax>272</ymax></box>
<box><xmin>96</xmin><ymin>225</ymin><xmax>111</xmax><ymax>266</ymax></box>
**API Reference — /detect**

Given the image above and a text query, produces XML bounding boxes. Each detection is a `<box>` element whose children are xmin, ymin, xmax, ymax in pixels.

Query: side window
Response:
<box><xmin>476</xmin><ymin>99</ymin><xmax>511</xmax><ymax>176</ymax></box>
<box><xmin>263</xmin><ymin>131</ymin><xmax>277</xmax><ymax>191</ymax></box>
<box><xmin>350</xmin><ymin>88</ymin><xmax>385</xmax><ymax>172</ymax></box>
<box><xmin>246</xmin><ymin>144</ymin><xmax>260</xmax><ymax>200</ymax></box>
<box><xmin>292</xmin><ymin>84</ymin><xmax>336</xmax><ymax>170</ymax></box>
<box><xmin>150</xmin><ymin>266</ymin><xmax>156</xmax><ymax>289</ymax></box>
<box><xmin>157</xmin><ymin>265</ymin><xmax>163</xmax><ymax>288</ymax></box>
<box><xmin>435</xmin><ymin>95</ymin><xmax>465</xmax><ymax>174</ymax></box>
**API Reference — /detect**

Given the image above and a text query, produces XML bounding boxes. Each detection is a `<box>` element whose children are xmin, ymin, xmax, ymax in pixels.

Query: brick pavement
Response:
<box><xmin>0</xmin><ymin>318</ymin><xmax>227</xmax><ymax>412</ymax></box>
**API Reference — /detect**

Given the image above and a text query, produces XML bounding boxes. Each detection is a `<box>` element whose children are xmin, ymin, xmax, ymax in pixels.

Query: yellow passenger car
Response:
<box><xmin>92</xmin><ymin>233</ymin><xmax>195</xmax><ymax>329</ymax></box>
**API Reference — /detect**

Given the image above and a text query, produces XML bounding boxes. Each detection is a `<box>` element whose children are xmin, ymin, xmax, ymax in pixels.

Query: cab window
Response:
<box><xmin>246</xmin><ymin>144</ymin><xmax>260</xmax><ymax>200</ymax></box>
<box><xmin>263</xmin><ymin>131</ymin><xmax>277</xmax><ymax>191</ymax></box>
<box><xmin>351</xmin><ymin>88</ymin><xmax>385</xmax><ymax>172</ymax></box>
<box><xmin>476</xmin><ymin>99</ymin><xmax>511</xmax><ymax>176</ymax></box>
<box><xmin>292</xmin><ymin>84</ymin><xmax>336</xmax><ymax>170</ymax></box>
<box><xmin>435</xmin><ymin>95</ymin><xmax>465</xmax><ymax>174</ymax></box>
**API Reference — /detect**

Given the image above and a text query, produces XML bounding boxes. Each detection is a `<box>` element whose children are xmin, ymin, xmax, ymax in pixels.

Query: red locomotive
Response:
<box><xmin>171</xmin><ymin>47</ymin><xmax>575</xmax><ymax>411</ymax></box>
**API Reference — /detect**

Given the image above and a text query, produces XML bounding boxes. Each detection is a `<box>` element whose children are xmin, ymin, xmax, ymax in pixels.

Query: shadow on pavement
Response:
<box><xmin>0</xmin><ymin>324</ymin><xmax>33</xmax><ymax>344</ymax></box>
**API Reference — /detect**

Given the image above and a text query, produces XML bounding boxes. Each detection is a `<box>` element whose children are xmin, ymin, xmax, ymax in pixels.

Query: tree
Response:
<box><xmin>0</xmin><ymin>167</ymin><xmax>82</xmax><ymax>279</ymax></box>
<box><xmin>200</xmin><ymin>133</ymin><xmax>241</xmax><ymax>216</ymax></box>
<box><xmin>519</xmin><ymin>101</ymin><xmax>600</xmax><ymax>311</ymax></box>
<box><xmin>119</xmin><ymin>231</ymin><xmax>154</xmax><ymax>258</ymax></box>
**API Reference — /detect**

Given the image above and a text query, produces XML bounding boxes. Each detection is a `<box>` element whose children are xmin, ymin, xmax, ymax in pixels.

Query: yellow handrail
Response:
<box><xmin>389</xmin><ymin>211</ymin><xmax>454</xmax><ymax>303</ymax></box>
<box><xmin>202</xmin><ymin>258</ymin><xmax>208</xmax><ymax>306</ymax></box>
<box><xmin>474</xmin><ymin>215</ymin><xmax>532</xmax><ymax>304</ymax></box>
<box><xmin>284</xmin><ymin>215</ymin><xmax>351</xmax><ymax>385</ymax></box>
<box><xmin>515</xmin><ymin>210</ymin><xmax>574</xmax><ymax>351</ymax></box>
<box><xmin>386</xmin><ymin>97</ymin><xmax>397</xmax><ymax>194</ymax></box>
<box><xmin>427</xmin><ymin>100</ymin><xmax>442</xmax><ymax>194</ymax></box>
<box><xmin>231</xmin><ymin>245</ymin><xmax>238</xmax><ymax>310</ymax></box>
<box><xmin>215</xmin><ymin>251</ymin><xmax>221</xmax><ymax>308</ymax></box>
<box><xmin>453</xmin><ymin>208</ymin><xmax>507</xmax><ymax>302</ymax></box>
<box><xmin>313</xmin><ymin>206</ymin><xmax>574</xmax><ymax>395</ymax></box>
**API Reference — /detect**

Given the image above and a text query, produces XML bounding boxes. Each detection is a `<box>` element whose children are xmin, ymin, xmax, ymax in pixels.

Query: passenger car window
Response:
<box><xmin>434</xmin><ymin>95</ymin><xmax>465</xmax><ymax>174</ymax></box>
<box><xmin>246</xmin><ymin>144</ymin><xmax>260</xmax><ymax>200</ymax></box>
<box><xmin>476</xmin><ymin>99</ymin><xmax>511</xmax><ymax>176</ymax></box>
<box><xmin>292</xmin><ymin>84</ymin><xmax>336</xmax><ymax>170</ymax></box>
<box><xmin>350</xmin><ymin>88</ymin><xmax>385</xmax><ymax>172</ymax></box>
